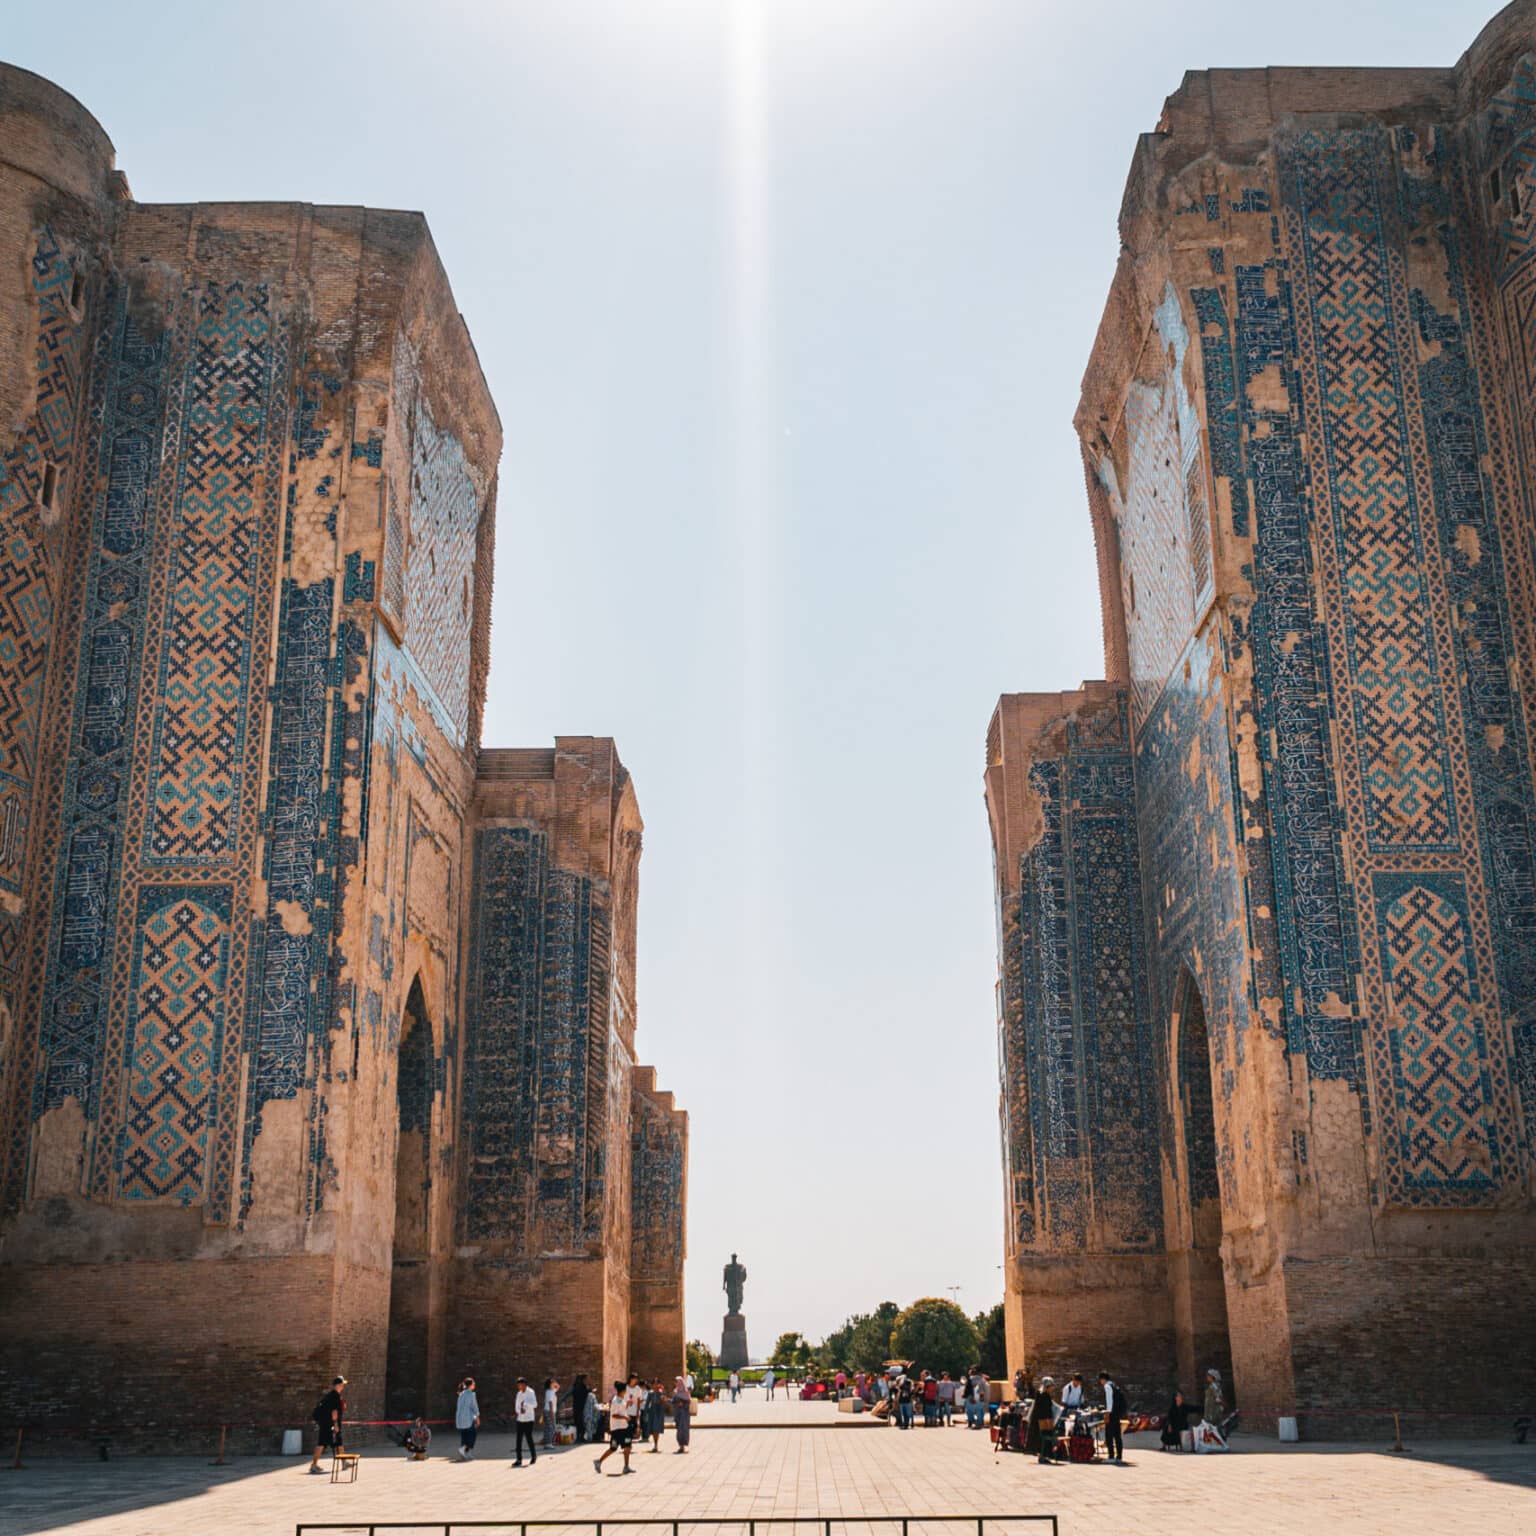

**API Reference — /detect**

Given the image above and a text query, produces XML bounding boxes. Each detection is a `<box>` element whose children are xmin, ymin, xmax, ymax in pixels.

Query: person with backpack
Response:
<box><xmin>455</xmin><ymin>1376</ymin><xmax>481</xmax><ymax>1461</ymax></box>
<box><xmin>309</xmin><ymin>1375</ymin><xmax>347</xmax><ymax>1473</ymax></box>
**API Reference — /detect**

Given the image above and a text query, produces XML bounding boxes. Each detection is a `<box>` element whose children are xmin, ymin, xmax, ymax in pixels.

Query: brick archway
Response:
<box><xmin>385</xmin><ymin>978</ymin><xmax>434</xmax><ymax>1420</ymax></box>
<box><xmin>1167</xmin><ymin>968</ymin><xmax>1233</xmax><ymax>1400</ymax></box>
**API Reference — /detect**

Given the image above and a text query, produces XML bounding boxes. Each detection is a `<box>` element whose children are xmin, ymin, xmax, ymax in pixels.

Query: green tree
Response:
<box><xmin>847</xmin><ymin>1301</ymin><xmax>901</xmax><ymax>1372</ymax></box>
<box><xmin>890</xmin><ymin>1297</ymin><xmax>979</xmax><ymax>1378</ymax></box>
<box><xmin>818</xmin><ymin>1318</ymin><xmax>857</xmax><ymax>1373</ymax></box>
<box><xmin>972</xmin><ymin>1301</ymin><xmax>1007</xmax><ymax>1377</ymax></box>
<box><xmin>686</xmin><ymin>1340</ymin><xmax>715</xmax><ymax>1379</ymax></box>
<box><xmin>770</xmin><ymin>1331</ymin><xmax>813</xmax><ymax>1368</ymax></box>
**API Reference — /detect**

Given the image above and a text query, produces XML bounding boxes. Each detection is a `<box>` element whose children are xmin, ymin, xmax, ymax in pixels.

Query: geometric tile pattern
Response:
<box><xmin>241</xmin><ymin>577</ymin><xmax>337</xmax><ymax>1217</ymax></box>
<box><xmin>631</xmin><ymin>1081</ymin><xmax>685</xmax><ymax>1276</ymax></box>
<box><xmin>1284</xmin><ymin>130</ymin><xmax>1456</xmax><ymax>853</ymax></box>
<box><xmin>1279</xmin><ymin>125</ymin><xmax>1521</xmax><ymax>1200</ymax></box>
<box><xmin>144</xmin><ymin>283</ymin><xmax>276</xmax><ymax>862</ymax></box>
<box><xmin>0</xmin><ymin>226</ymin><xmax>83</xmax><ymax>897</ymax></box>
<box><xmin>34</xmin><ymin>291</ymin><xmax>168</xmax><ymax>1119</ymax></box>
<box><xmin>402</xmin><ymin>400</ymin><xmax>478</xmax><ymax>749</ymax></box>
<box><xmin>1379</xmin><ymin>880</ymin><xmax>1496</xmax><ymax>1191</ymax></box>
<box><xmin>463</xmin><ymin>826</ymin><xmax>612</xmax><ymax>1247</ymax></box>
<box><xmin>1007</xmin><ymin>694</ymin><xmax>1160</xmax><ymax>1252</ymax></box>
<box><xmin>1108</xmin><ymin>285</ymin><xmax>1209</xmax><ymax>733</ymax></box>
<box><xmin>119</xmin><ymin>886</ymin><xmax>231</xmax><ymax>1204</ymax></box>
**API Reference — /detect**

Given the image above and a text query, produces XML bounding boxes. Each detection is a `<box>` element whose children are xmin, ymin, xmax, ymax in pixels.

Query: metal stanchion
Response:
<box><xmin>1390</xmin><ymin>1412</ymin><xmax>1409</xmax><ymax>1453</ymax></box>
<box><xmin>7</xmin><ymin>1427</ymin><xmax>22</xmax><ymax>1469</ymax></box>
<box><xmin>212</xmin><ymin>1424</ymin><xmax>227</xmax><ymax>1465</ymax></box>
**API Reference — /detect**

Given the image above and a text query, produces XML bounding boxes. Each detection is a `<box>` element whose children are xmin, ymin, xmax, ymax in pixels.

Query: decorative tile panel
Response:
<box><xmin>144</xmin><ymin>283</ymin><xmax>278</xmax><ymax>864</ymax></box>
<box><xmin>0</xmin><ymin>227</ymin><xmax>84</xmax><ymax>898</ymax></box>
<box><xmin>118</xmin><ymin>886</ymin><xmax>231</xmax><ymax>1204</ymax></box>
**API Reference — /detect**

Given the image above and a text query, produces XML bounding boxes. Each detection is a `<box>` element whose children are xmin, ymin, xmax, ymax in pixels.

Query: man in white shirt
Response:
<box><xmin>595</xmin><ymin>1379</ymin><xmax>635</xmax><ymax>1475</ymax></box>
<box><xmin>729</xmin><ymin>1369</ymin><xmax>741</xmax><ymax>1403</ymax></box>
<box><xmin>1099</xmin><ymin>1372</ymin><xmax>1125</xmax><ymax>1462</ymax></box>
<box><xmin>1059</xmin><ymin>1373</ymin><xmax>1084</xmax><ymax>1420</ymax></box>
<box><xmin>512</xmin><ymin>1376</ymin><xmax>538</xmax><ymax>1467</ymax></box>
<box><xmin>763</xmin><ymin>1367</ymin><xmax>776</xmax><ymax>1401</ymax></box>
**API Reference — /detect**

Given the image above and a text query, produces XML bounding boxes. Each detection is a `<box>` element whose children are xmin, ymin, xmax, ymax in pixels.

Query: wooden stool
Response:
<box><xmin>330</xmin><ymin>1452</ymin><xmax>360</xmax><ymax>1484</ymax></box>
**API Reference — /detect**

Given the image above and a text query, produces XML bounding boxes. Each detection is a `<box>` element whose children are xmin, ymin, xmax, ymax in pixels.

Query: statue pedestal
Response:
<box><xmin>719</xmin><ymin>1313</ymin><xmax>750</xmax><ymax>1370</ymax></box>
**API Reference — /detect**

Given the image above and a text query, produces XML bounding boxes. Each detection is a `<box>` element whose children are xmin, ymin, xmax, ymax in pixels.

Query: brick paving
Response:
<box><xmin>4</xmin><ymin>1399</ymin><xmax>1532</xmax><ymax>1536</ymax></box>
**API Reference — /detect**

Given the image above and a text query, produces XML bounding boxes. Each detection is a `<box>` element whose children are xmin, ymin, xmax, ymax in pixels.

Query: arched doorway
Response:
<box><xmin>385</xmin><ymin>979</ymin><xmax>433</xmax><ymax>1419</ymax></box>
<box><xmin>1167</xmin><ymin>970</ymin><xmax>1233</xmax><ymax>1398</ymax></box>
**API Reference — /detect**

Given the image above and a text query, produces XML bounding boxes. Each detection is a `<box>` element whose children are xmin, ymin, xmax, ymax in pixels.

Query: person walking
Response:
<box><xmin>921</xmin><ymin>1371</ymin><xmax>939</xmax><ymax>1427</ymax></box>
<box><xmin>572</xmin><ymin>1375</ymin><xmax>591</xmax><ymax>1443</ymax></box>
<box><xmin>671</xmin><ymin>1376</ymin><xmax>692</xmax><ymax>1454</ymax></box>
<box><xmin>595</xmin><ymin>1380</ymin><xmax>635</xmax><ymax>1474</ymax></box>
<box><xmin>938</xmin><ymin>1371</ymin><xmax>955</xmax><ymax>1425</ymax></box>
<box><xmin>543</xmin><ymin>1377</ymin><xmax>560</xmax><ymax>1448</ymax></box>
<box><xmin>455</xmin><ymin>1376</ymin><xmax>481</xmax><ymax>1461</ymax></box>
<box><xmin>896</xmin><ymin>1372</ymin><xmax>914</xmax><ymax>1429</ymax></box>
<box><xmin>1099</xmin><ymin>1372</ymin><xmax>1125</xmax><ymax>1462</ymax></box>
<box><xmin>512</xmin><ymin>1376</ymin><xmax>538</xmax><ymax>1466</ymax></box>
<box><xmin>309</xmin><ymin>1375</ymin><xmax>347</xmax><ymax>1473</ymax></box>
<box><xmin>763</xmin><ymin>1366</ymin><xmax>776</xmax><ymax>1401</ymax></box>
<box><xmin>728</xmin><ymin>1369</ymin><xmax>741</xmax><ymax>1403</ymax></box>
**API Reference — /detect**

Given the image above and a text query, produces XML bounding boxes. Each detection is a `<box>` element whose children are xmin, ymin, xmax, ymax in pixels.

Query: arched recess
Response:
<box><xmin>1167</xmin><ymin>968</ymin><xmax>1233</xmax><ymax>1398</ymax></box>
<box><xmin>385</xmin><ymin>978</ymin><xmax>434</xmax><ymax>1419</ymax></box>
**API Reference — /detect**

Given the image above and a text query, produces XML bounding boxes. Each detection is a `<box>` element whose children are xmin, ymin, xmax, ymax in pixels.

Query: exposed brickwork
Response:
<box><xmin>988</xmin><ymin>1</ymin><xmax>1536</xmax><ymax>1433</ymax></box>
<box><xmin>629</xmin><ymin>1066</ymin><xmax>688</xmax><ymax>1383</ymax></box>
<box><xmin>0</xmin><ymin>65</ymin><xmax>685</xmax><ymax>1439</ymax></box>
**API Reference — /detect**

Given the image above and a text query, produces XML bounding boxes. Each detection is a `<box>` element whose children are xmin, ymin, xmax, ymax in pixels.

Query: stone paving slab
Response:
<box><xmin>3</xmin><ymin>1420</ymin><xmax>1532</xmax><ymax>1536</ymax></box>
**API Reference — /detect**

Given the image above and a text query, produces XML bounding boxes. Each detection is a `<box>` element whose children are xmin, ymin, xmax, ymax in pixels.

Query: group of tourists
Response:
<box><xmin>1006</xmin><ymin>1364</ymin><xmax>1231</xmax><ymax>1465</ymax></box>
<box><xmin>885</xmin><ymin>1369</ymin><xmax>969</xmax><ymax>1428</ymax></box>
<box><xmin>592</xmin><ymin>1373</ymin><xmax>694</xmax><ymax>1473</ymax></box>
<box><xmin>306</xmin><ymin>1366</ymin><xmax>697</xmax><ymax>1470</ymax></box>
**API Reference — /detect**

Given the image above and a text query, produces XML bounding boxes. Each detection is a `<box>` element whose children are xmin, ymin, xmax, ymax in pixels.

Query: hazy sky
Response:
<box><xmin>10</xmin><ymin>0</ymin><xmax>1493</xmax><ymax>1351</ymax></box>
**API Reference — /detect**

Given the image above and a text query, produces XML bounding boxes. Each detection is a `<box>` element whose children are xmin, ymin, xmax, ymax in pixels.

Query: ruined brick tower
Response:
<box><xmin>988</xmin><ymin>0</ymin><xmax>1536</xmax><ymax>1434</ymax></box>
<box><xmin>0</xmin><ymin>63</ymin><xmax>685</xmax><ymax>1436</ymax></box>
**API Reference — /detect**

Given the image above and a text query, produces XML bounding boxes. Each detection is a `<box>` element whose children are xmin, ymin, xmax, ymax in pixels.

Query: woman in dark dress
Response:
<box><xmin>1162</xmin><ymin>1390</ymin><xmax>1191</xmax><ymax>1450</ymax></box>
<box><xmin>643</xmin><ymin>1381</ymin><xmax>666</xmax><ymax>1451</ymax></box>
<box><xmin>671</xmin><ymin>1377</ymin><xmax>692</xmax><ymax>1453</ymax></box>
<box><xmin>1024</xmin><ymin>1379</ymin><xmax>1058</xmax><ymax>1464</ymax></box>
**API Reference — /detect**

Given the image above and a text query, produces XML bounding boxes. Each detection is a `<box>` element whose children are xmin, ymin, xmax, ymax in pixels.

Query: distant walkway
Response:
<box><xmin>689</xmin><ymin>1394</ymin><xmax>878</xmax><ymax>1428</ymax></box>
<box><xmin>4</xmin><ymin>1418</ymin><xmax>1532</xmax><ymax>1536</ymax></box>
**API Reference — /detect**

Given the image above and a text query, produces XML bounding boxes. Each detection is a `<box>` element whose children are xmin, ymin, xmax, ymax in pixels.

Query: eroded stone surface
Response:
<box><xmin>0</xmin><ymin>63</ymin><xmax>685</xmax><ymax>1436</ymax></box>
<box><xmin>987</xmin><ymin>0</ymin><xmax>1536</xmax><ymax>1432</ymax></box>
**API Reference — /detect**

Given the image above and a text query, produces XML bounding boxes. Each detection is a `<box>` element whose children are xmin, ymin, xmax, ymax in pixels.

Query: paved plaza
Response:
<box><xmin>3</xmin><ymin>1398</ymin><xmax>1532</xmax><ymax>1536</ymax></box>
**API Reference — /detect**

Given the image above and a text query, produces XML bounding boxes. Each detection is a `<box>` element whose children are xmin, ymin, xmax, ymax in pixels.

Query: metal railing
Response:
<box><xmin>296</xmin><ymin>1517</ymin><xmax>1058</xmax><ymax>1536</ymax></box>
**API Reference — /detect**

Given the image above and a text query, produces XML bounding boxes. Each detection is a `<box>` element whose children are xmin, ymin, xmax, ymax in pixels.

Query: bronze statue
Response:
<box><xmin>722</xmin><ymin>1252</ymin><xmax>747</xmax><ymax>1316</ymax></box>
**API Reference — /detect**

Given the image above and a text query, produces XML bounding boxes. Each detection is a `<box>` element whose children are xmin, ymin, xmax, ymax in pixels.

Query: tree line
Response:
<box><xmin>687</xmin><ymin>1299</ymin><xmax>1006</xmax><ymax>1382</ymax></box>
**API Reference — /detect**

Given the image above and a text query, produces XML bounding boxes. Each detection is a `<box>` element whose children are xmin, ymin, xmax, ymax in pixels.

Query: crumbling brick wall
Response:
<box><xmin>989</xmin><ymin>0</ymin><xmax>1536</xmax><ymax>1434</ymax></box>
<box><xmin>0</xmin><ymin>63</ymin><xmax>685</xmax><ymax>1443</ymax></box>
